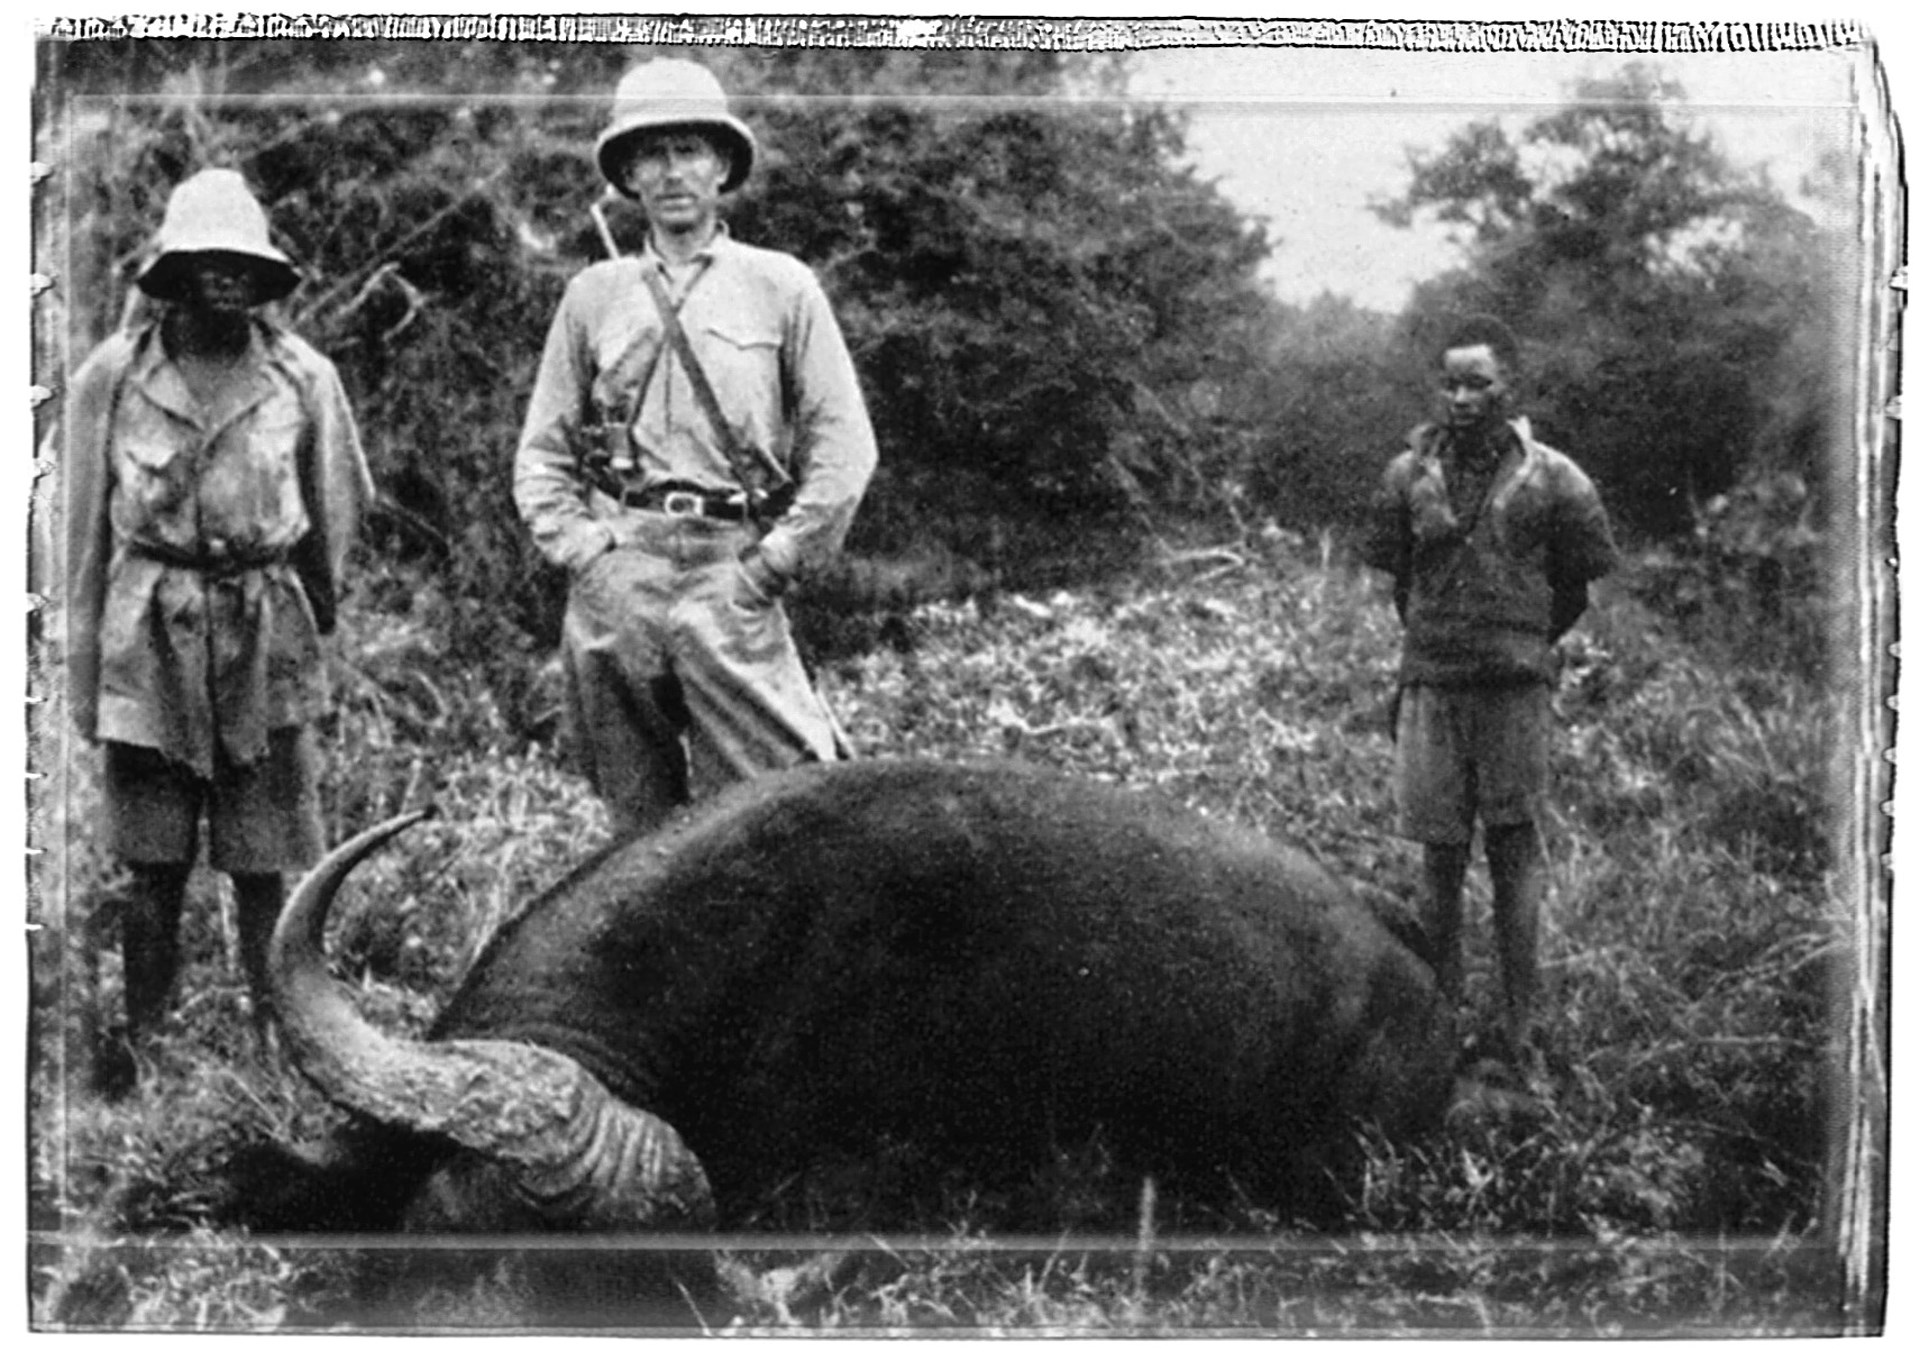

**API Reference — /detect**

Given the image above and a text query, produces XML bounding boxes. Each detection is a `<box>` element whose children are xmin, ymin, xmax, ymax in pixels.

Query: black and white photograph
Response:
<box><xmin>25</xmin><ymin>14</ymin><xmax>1898</xmax><ymax>1334</ymax></box>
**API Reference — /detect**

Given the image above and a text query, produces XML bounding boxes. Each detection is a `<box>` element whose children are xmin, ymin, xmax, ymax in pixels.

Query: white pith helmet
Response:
<box><xmin>135</xmin><ymin>168</ymin><xmax>299</xmax><ymax>304</ymax></box>
<box><xmin>594</xmin><ymin>59</ymin><xmax>757</xmax><ymax>196</ymax></box>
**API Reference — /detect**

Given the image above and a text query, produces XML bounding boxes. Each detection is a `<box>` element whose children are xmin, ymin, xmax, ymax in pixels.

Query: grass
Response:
<box><xmin>26</xmin><ymin>536</ymin><xmax>1873</xmax><ymax>1332</ymax></box>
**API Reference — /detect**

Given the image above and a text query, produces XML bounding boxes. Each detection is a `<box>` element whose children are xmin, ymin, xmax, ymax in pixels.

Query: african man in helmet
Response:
<box><xmin>514</xmin><ymin>59</ymin><xmax>878</xmax><ymax>837</ymax></box>
<box><xmin>58</xmin><ymin>168</ymin><xmax>374</xmax><ymax>1093</ymax></box>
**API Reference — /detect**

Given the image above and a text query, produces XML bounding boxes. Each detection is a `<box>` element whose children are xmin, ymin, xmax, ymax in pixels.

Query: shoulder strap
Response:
<box><xmin>639</xmin><ymin>267</ymin><xmax>790</xmax><ymax>513</ymax></box>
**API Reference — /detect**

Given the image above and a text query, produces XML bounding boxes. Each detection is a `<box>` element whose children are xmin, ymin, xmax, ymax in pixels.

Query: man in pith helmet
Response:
<box><xmin>515</xmin><ymin>58</ymin><xmax>877</xmax><ymax>836</ymax></box>
<box><xmin>58</xmin><ymin>168</ymin><xmax>373</xmax><ymax>1093</ymax></box>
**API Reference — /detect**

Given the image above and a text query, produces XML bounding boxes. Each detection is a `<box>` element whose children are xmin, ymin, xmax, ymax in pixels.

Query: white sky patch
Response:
<box><xmin>1128</xmin><ymin>46</ymin><xmax>1861</xmax><ymax>313</ymax></box>
<box><xmin>1518</xmin><ymin>138</ymin><xmax>1589</xmax><ymax>194</ymax></box>
<box><xmin>1651</xmin><ymin>215</ymin><xmax>1749</xmax><ymax>276</ymax></box>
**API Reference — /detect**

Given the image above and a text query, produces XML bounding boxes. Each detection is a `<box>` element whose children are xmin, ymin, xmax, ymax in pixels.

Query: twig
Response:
<box><xmin>1159</xmin><ymin>545</ymin><xmax>1247</xmax><ymax>571</ymax></box>
<box><xmin>293</xmin><ymin>163</ymin><xmax>512</xmax><ymax>328</ymax></box>
<box><xmin>370</xmin><ymin>493</ymin><xmax>453</xmax><ymax>556</ymax></box>
<box><xmin>1192</xmin><ymin>561</ymin><xmax>1246</xmax><ymax>586</ymax></box>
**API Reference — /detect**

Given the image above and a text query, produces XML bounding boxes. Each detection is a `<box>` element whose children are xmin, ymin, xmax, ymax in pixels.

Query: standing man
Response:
<box><xmin>515</xmin><ymin>59</ymin><xmax>877</xmax><ymax>837</ymax></box>
<box><xmin>1363</xmin><ymin>315</ymin><xmax>1618</xmax><ymax>1073</ymax></box>
<box><xmin>61</xmin><ymin>169</ymin><xmax>373</xmax><ymax>1089</ymax></box>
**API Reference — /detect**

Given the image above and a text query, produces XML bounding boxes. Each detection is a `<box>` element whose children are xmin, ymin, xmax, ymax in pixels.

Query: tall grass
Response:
<box><xmin>28</xmin><ymin>537</ymin><xmax>1863</xmax><ymax>1331</ymax></box>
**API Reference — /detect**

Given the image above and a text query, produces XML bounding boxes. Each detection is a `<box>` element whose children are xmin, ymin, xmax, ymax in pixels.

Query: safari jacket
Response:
<box><xmin>1363</xmin><ymin>417</ymin><xmax>1618</xmax><ymax>686</ymax></box>
<box><xmin>513</xmin><ymin>231</ymin><xmax>877</xmax><ymax>584</ymax></box>
<box><xmin>60</xmin><ymin>316</ymin><xmax>372</xmax><ymax>777</ymax></box>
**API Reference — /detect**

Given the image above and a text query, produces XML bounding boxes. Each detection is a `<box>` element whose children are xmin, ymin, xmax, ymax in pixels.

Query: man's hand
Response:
<box><xmin>737</xmin><ymin>546</ymin><xmax>787</xmax><ymax>602</ymax></box>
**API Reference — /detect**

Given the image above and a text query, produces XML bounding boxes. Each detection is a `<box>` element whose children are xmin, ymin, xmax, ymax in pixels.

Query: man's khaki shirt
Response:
<box><xmin>513</xmin><ymin>231</ymin><xmax>877</xmax><ymax>583</ymax></box>
<box><xmin>61</xmin><ymin>318</ymin><xmax>372</xmax><ymax>777</ymax></box>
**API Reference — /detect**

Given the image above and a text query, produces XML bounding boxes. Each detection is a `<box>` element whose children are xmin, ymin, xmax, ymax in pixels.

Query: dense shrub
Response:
<box><xmin>1621</xmin><ymin>469</ymin><xmax>1827</xmax><ymax>682</ymax></box>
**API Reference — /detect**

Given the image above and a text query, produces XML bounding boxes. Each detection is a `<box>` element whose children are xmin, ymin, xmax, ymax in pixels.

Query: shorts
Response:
<box><xmin>1393</xmin><ymin>683</ymin><xmax>1549</xmax><ymax>845</ymax></box>
<box><xmin>102</xmin><ymin>727</ymin><xmax>324</xmax><ymax>873</ymax></box>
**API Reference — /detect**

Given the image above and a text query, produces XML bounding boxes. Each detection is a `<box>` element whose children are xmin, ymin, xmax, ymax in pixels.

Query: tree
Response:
<box><xmin>715</xmin><ymin>51</ymin><xmax>1276</xmax><ymax>569</ymax></box>
<box><xmin>1377</xmin><ymin>63</ymin><xmax>1833</xmax><ymax>539</ymax></box>
<box><xmin>1237</xmin><ymin>294</ymin><xmax>1425</xmax><ymax>537</ymax></box>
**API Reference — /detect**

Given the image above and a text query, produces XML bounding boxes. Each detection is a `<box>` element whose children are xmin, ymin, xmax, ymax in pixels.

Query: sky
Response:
<box><xmin>1127</xmin><ymin>44</ymin><xmax>1869</xmax><ymax>312</ymax></box>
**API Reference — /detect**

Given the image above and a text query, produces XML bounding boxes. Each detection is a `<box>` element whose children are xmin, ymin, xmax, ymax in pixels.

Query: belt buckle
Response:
<box><xmin>661</xmin><ymin>490</ymin><xmax>704</xmax><ymax>517</ymax></box>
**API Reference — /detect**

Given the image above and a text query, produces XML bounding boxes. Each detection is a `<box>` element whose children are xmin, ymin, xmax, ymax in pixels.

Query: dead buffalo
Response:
<box><xmin>246</xmin><ymin>758</ymin><xmax>1455</xmax><ymax>1253</ymax></box>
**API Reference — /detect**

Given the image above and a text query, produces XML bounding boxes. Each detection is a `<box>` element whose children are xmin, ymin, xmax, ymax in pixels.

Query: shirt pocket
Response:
<box><xmin>114</xmin><ymin>394</ymin><xmax>191</xmax><ymax>476</ymax></box>
<box><xmin>111</xmin><ymin>398</ymin><xmax>198</xmax><ymax>520</ymax></box>
<box><xmin>697</xmin><ymin>317</ymin><xmax>784</xmax><ymax>413</ymax></box>
<box><xmin>200</xmin><ymin>405</ymin><xmax>309</xmax><ymax>547</ymax></box>
<box><xmin>242</xmin><ymin>405</ymin><xmax>307</xmax><ymax>473</ymax></box>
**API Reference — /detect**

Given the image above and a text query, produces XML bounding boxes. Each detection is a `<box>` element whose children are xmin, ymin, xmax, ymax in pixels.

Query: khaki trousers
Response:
<box><xmin>560</xmin><ymin>512</ymin><xmax>847</xmax><ymax>837</ymax></box>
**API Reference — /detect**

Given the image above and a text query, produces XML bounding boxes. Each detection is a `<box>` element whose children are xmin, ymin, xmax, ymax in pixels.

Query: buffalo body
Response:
<box><xmin>256</xmin><ymin>759</ymin><xmax>1456</xmax><ymax>1236</ymax></box>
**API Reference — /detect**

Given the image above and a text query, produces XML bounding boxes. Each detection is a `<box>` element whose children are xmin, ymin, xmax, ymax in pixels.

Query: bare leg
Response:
<box><xmin>232</xmin><ymin>872</ymin><xmax>287</xmax><ymax>1032</ymax></box>
<box><xmin>96</xmin><ymin>861</ymin><xmax>190</xmax><ymax>1095</ymax></box>
<box><xmin>120</xmin><ymin>861</ymin><xmax>191</xmax><ymax>1038</ymax></box>
<box><xmin>1485</xmin><ymin>821</ymin><xmax>1544</xmax><ymax>1065</ymax></box>
<box><xmin>1420</xmin><ymin>842</ymin><xmax>1471</xmax><ymax>1007</ymax></box>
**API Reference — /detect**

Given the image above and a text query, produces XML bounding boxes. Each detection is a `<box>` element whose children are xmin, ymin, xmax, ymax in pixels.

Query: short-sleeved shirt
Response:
<box><xmin>1363</xmin><ymin>417</ymin><xmax>1618</xmax><ymax>686</ymax></box>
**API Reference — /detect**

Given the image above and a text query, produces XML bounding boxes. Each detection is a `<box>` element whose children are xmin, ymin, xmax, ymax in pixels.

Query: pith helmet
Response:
<box><xmin>595</xmin><ymin>59</ymin><xmax>757</xmax><ymax>196</ymax></box>
<box><xmin>136</xmin><ymin>168</ymin><xmax>299</xmax><ymax>304</ymax></box>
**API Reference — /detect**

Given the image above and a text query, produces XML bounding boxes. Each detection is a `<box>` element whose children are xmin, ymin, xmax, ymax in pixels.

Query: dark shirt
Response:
<box><xmin>1363</xmin><ymin>418</ymin><xmax>1619</xmax><ymax>686</ymax></box>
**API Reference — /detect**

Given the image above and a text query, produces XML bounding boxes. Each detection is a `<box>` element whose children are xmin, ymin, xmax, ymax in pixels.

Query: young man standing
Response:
<box><xmin>61</xmin><ymin>169</ymin><xmax>373</xmax><ymax>1091</ymax></box>
<box><xmin>1363</xmin><ymin>315</ymin><xmax>1618</xmax><ymax>1073</ymax></box>
<box><xmin>514</xmin><ymin>59</ymin><xmax>877</xmax><ymax>837</ymax></box>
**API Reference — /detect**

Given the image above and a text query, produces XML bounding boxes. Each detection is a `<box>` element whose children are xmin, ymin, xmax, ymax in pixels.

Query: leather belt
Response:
<box><xmin>621</xmin><ymin>485</ymin><xmax>750</xmax><ymax>522</ymax></box>
<box><xmin>131</xmin><ymin>540</ymin><xmax>287</xmax><ymax>575</ymax></box>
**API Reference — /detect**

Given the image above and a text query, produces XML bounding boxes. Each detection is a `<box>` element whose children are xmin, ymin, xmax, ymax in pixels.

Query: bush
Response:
<box><xmin>1622</xmin><ymin>469</ymin><xmax>1826</xmax><ymax>681</ymax></box>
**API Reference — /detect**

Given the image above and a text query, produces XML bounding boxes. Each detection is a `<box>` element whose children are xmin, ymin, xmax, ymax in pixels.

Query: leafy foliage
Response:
<box><xmin>1622</xmin><ymin>470</ymin><xmax>1827</xmax><ymax>681</ymax></box>
<box><xmin>1235</xmin><ymin>296</ymin><xmax>1428</xmax><ymax>534</ymax></box>
<box><xmin>1379</xmin><ymin>63</ymin><xmax>1839</xmax><ymax>542</ymax></box>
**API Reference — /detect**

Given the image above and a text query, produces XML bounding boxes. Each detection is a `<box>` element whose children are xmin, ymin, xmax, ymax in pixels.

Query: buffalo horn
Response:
<box><xmin>269</xmin><ymin>812</ymin><xmax>715</xmax><ymax>1230</ymax></box>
